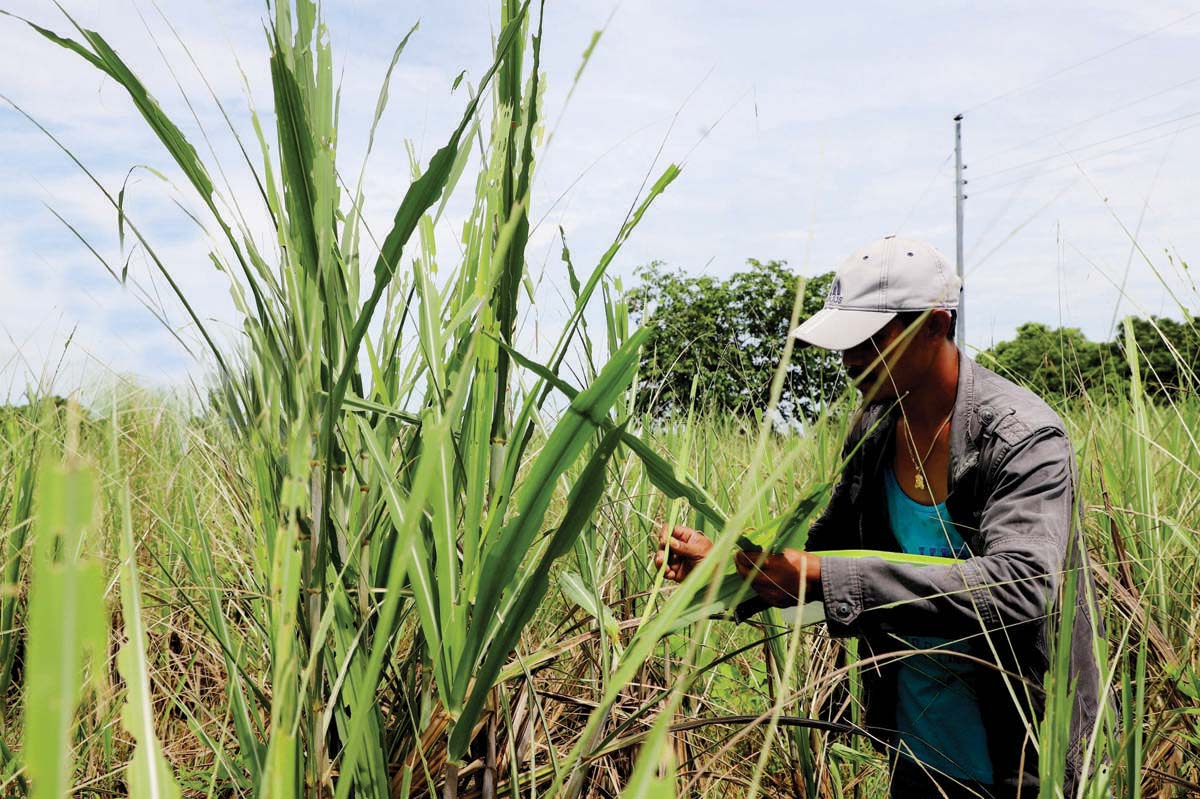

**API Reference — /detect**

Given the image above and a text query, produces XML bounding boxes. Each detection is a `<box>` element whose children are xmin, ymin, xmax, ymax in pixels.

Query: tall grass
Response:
<box><xmin>0</xmin><ymin>387</ymin><xmax>1198</xmax><ymax>796</ymax></box>
<box><xmin>1</xmin><ymin>1</ymin><xmax>1198</xmax><ymax>798</ymax></box>
<box><xmin>6</xmin><ymin>0</ymin><xmax>687</xmax><ymax>795</ymax></box>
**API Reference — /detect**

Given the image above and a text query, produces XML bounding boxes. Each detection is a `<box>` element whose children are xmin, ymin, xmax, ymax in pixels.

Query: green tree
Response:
<box><xmin>982</xmin><ymin>322</ymin><xmax>1116</xmax><ymax>400</ymax></box>
<box><xmin>1119</xmin><ymin>315</ymin><xmax>1200</xmax><ymax>396</ymax></box>
<box><xmin>980</xmin><ymin>315</ymin><xmax>1200</xmax><ymax>402</ymax></box>
<box><xmin>627</xmin><ymin>259</ymin><xmax>845</xmax><ymax>421</ymax></box>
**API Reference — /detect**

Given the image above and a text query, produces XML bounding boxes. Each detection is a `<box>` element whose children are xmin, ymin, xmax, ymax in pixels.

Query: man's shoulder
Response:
<box><xmin>969</xmin><ymin>357</ymin><xmax>1068</xmax><ymax>448</ymax></box>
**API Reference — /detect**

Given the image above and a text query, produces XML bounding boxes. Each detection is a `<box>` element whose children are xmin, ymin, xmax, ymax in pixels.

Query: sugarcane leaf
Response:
<box><xmin>449</xmin><ymin>422</ymin><xmax>626</xmax><ymax>759</ymax></box>
<box><xmin>493</xmin><ymin>335</ymin><xmax>728</xmax><ymax>529</ymax></box>
<box><xmin>681</xmin><ymin>548</ymin><xmax>963</xmax><ymax>624</ymax></box>
<box><xmin>24</xmin><ymin>13</ymin><xmax>217</xmax><ymax>201</ymax></box>
<box><xmin>356</xmin><ymin>420</ymin><xmax>445</xmax><ymax>691</ymax></box>
<box><xmin>560</xmin><ymin>571</ymin><xmax>620</xmax><ymax>642</ymax></box>
<box><xmin>492</xmin><ymin>161</ymin><xmax>681</xmax><ymax>531</ymax></box>
<box><xmin>116</xmin><ymin>473</ymin><xmax>183</xmax><ymax>799</ymax></box>
<box><xmin>23</xmin><ymin>463</ymin><xmax>107</xmax><ymax>799</ymax></box>
<box><xmin>618</xmin><ymin>701</ymin><xmax>678</xmax><ymax>799</ymax></box>
<box><xmin>269</xmin><ymin>46</ymin><xmax>320</xmax><ymax>277</ymax></box>
<box><xmin>468</xmin><ymin>328</ymin><xmax>646</xmax><ymax>655</ymax></box>
<box><xmin>548</xmin><ymin>164</ymin><xmax>680</xmax><ymax>380</ymax></box>
<box><xmin>756</xmin><ymin>481</ymin><xmax>833</xmax><ymax>553</ymax></box>
<box><xmin>367</xmin><ymin>22</ymin><xmax>419</xmax><ymax>155</ymax></box>
<box><xmin>174</xmin><ymin>489</ymin><xmax>265</xmax><ymax>778</ymax></box>
<box><xmin>333</xmin><ymin>406</ymin><xmax>446</xmax><ymax>799</ymax></box>
<box><xmin>0</xmin><ymin>411</ymin><xmax>40</xmax><ymax>701</ymax></box>
<box><xmin>493</xmin><ymin>0</ymin><xmax>543</xmax><ymax>354</ymax></box>
<box><xmin>324</xmin><ymin>0</ymin><xmax>531</xmax><ymax>456</ymax></box>
<box><xmin>335</xmin><ymin>391</ymin><xmax>422</xmax><ymax>425</ymax></box>
<box><xmin>5</xmin><ymin>12</ymin><xmax>272</xmax><ymax>400</ymax></box>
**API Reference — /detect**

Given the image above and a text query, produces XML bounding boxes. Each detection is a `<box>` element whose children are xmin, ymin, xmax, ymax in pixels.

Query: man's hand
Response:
<box><xmin>655</xmin><ymin>524</ymin><xmax>713</xmax><ymax>582</ymax></box>
<box><xmin>734</xmin><ymin>549</ymin><xmax>822</xmax><ymax>608</ymax></box>
<box><xmin>655</xmin><ymin>525</ymin><xmax>822</xmax><ymax>608</ymax></box>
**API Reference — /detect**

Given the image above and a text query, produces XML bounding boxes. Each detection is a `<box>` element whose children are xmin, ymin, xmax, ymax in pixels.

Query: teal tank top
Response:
<box><xmin>884</xmin><ymin>466</ymin><xmax>994</xmax><ymax>785</ymax></box>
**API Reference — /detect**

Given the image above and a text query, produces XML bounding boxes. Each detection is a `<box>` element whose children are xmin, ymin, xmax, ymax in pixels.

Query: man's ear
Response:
<box><xmin>925</xmin><ymin>309</ymin><xmax>952</xmax><ymax>340</ymax></box>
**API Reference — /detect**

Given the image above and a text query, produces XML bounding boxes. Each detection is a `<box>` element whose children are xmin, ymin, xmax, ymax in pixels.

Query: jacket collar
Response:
<box><xmin>949</xmin><ymin>350</ymin><xmax>981</xmax><ymax>493</ymax></box>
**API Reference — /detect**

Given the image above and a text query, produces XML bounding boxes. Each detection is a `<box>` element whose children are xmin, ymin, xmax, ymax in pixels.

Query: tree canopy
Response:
<box><xmin>980</xmin><ymin>316</ymin><xmax>1200</xmax><ymax>400</ymax></box>
<box><xmin>628</xmin><ymin>258</ymin><xmax>1200</xmax><ymax>421</ymax></box>
<box><xmin>627</xmin><ymin>259</ymin><xmax>846</xmax><ymax>421</ymax></box>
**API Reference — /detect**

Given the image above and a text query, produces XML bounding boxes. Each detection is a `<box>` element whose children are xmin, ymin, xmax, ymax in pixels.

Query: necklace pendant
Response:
<box><xmin>914</xmin><ymin>473</ymin><xmax>925</xmax><ymax>491</ymax></box>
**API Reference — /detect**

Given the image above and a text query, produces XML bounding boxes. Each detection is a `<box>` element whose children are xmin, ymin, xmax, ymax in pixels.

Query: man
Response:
<box><xmin>656</xmin><ymin>237</ymin><xmax>1103</xmax><ymax>799</ymax></box>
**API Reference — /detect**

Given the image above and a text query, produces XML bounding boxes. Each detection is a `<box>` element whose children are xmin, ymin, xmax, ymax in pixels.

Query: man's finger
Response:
<box><xmin>669</xmin><ymin>526</ymin><xmax>710</xmax><ymax>557</ymax></box>
<box><xmin>671</xmin><ymin>525</ymin><xmax>694</xmax><ymax>543</ymax></box>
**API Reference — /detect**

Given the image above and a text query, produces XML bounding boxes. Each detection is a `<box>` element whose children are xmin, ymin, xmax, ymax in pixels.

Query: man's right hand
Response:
<box><xmin>654</xmin><ymin>523</ymin><xmax>713</xmax><ymax>582</ymax></box>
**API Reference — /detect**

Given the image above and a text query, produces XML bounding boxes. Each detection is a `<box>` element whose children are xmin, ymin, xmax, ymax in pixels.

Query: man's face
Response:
<box><xmin>840</xmin><ymin>315</ymin><xmax>938</xmax><ymax>400</ymax></box>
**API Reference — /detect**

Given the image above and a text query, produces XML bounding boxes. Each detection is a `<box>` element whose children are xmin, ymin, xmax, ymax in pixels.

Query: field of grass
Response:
<box><xmin>1</xmin><ymin>387</ymin><xmax>1198</xmax><ymax>797</ymax></box>
<box><xmin>1</xmin><ymin>2</ymin><xmax>1198</xmax><ymax>798</ymax></box>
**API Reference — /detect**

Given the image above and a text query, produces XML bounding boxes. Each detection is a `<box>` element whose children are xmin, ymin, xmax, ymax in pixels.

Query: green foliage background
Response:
<box><xmin>982</xmin><ymin>316</ymin><xmax>1200</xmax><ymax>400</ymax></box>
<box><xmin>629</xmin><ymin>259</ymin><xmax>1200</xmax><ymax>415</ymax></box>
<box><xmin>627</xmin><ymin>260</ymin><xmax>846</xmax><ymax>422</ymax></box>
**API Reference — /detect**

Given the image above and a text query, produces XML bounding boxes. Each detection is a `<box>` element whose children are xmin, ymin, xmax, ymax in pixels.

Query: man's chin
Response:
<box><xmin>854</xmin><ymin>378</ymin><xmax>895</xmax><ymax>402</ymax></box>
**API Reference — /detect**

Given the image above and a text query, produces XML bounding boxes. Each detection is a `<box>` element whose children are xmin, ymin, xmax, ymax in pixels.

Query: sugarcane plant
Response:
<box><xmin>5</xmin><ymin>0</ymin><xmax>693</xmax><ymax>794</ymax></box>
<box><xmin>14</xmin><ymin>1</ymin><xmax>1196</xmax><ymax>796</ymax></box>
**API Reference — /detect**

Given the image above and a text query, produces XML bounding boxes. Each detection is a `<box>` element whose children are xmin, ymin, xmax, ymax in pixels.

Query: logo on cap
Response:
<box><xmin>828</xmin><ymin>277</ymin><xmax>843</xmax><ymax>306</ymax></box>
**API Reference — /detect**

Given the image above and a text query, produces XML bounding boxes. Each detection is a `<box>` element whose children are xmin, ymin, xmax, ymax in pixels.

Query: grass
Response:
<box><xmin>0</xmin><ymin>1</ymin><xmax>1198</xmax><ymax>797</ymax></box>
<box><xmin>1</xmin><ymin>388</ymin><xmax>1198</xmax><ymax>797</ymax></box>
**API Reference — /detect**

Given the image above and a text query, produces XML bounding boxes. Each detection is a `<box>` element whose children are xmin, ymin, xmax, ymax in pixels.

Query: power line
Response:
<box><xmin>948</xmin><ymin>11</ymin><xmax>1200</xmax><ymax>311</ymax></box>
<box><xmin>969</xmin><ymin>108</ymin><xmax>1200</xmax><ymax>183</ymax></box>
<box><xmin>894</xmin><ymin>149</ymin><xmax>954</xmax><ymax>233</ymax></box>
<box><xmin>969</xmin><ymin>116</ymin><xmax>1200</xmax><ymax>195</ymax></box>
<box><xmin>966</xmin><ymin>162</ymin><xmax>1052</xmax><ymax>260</ymax></box>
<box><xmin>963</xmin><ymin>118</ymin><xmax>1189</xmax><ymax>287</ymax></box>
<box><xmin>1108</xmin><ymin>126</ymin><xmax>1180</xmax><ymax>336</ymax></box>
<box><xmin>969</xmin><ymin>115</ymin><xmax>1200</xmax><ymax>195</ymax></box>
<box><xmin>985</xmin><ymin>71</ymin><xmax>1200</xmax><ymax>160</ymax></box>
<box><xmin>966</xmin><ymin>181</ymin><xmax>1077</xmax><ymax>278</ymax></box>
<box><xmin>960</xmin><ymin>9</ymin><xmax>1200</xmax><ymax>115</ymax></box>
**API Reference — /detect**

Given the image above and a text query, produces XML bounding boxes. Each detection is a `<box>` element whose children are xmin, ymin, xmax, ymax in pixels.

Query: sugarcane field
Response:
<box><xmin>2</xmin><ymin>1</ymin><xmax>1199</xmax><ymax>797</ymax></box>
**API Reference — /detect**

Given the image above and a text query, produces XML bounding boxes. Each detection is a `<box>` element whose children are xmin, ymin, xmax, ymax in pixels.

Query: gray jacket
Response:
<box><xmin>811</xmin><ymin>354</ymin><xmax>1104</xmax><ymax>796</ymax></box>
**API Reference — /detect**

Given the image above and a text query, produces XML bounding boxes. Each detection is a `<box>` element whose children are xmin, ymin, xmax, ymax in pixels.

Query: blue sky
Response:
<box><xmin>3</xmin><ymin>0</ymin><xmax>1200</xmax><ymax>396</ymax></box>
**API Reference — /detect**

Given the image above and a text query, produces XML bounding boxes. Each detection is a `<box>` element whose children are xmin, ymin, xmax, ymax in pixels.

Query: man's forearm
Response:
<box><xmin>789</xmin><ymin>549</ymin><xmax>822</xmax><ymax>601</ymax></box>
<box><xmin>736</xmin><ymin>549</ymin><xmax>822</xmax><ymax>606</ymax></box>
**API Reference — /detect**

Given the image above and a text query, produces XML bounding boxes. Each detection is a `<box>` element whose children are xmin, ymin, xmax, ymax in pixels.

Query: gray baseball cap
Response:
<box><xmin>790</xmin><ymin>236</ymin><xmax>961</xmax><ymax>351</ymax></box>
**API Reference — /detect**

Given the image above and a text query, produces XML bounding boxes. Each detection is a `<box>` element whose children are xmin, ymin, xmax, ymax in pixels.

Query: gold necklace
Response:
<box><xmin>901</xmin><ymin>412</ymin><xmax>953</xmax><ymax>492</ymax></box>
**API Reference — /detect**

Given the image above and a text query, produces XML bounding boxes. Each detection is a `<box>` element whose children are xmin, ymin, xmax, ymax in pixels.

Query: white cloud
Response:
<box><xmin>5</xmin><ymin>0</ymin><xmax>1200</xmax><ymax>395</ymax></box>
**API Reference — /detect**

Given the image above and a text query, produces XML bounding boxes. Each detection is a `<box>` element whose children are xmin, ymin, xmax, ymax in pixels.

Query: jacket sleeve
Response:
<box><xmin>805</xmin><ymin>468</ymin><xmax>854</xmax><ymax>553</ymax></box>
<box><xmin>819</xmin><ymin>427</ymin><xmax>1074</xmax><ymax>638</ymax></box>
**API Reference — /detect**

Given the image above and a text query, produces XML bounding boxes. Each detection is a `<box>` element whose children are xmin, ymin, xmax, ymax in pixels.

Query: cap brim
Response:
<box><xmin>789</xmin><ymin>308</ymin><xmax>897</xmax><ymax>350</ymax></box>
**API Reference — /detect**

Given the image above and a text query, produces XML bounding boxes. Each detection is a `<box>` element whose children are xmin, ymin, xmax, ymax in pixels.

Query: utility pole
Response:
<box><xmin>954</xmin><ymin>114</ymin><xmax>967</xmax><ymax>348</ymax></box>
